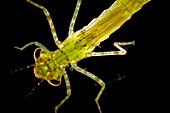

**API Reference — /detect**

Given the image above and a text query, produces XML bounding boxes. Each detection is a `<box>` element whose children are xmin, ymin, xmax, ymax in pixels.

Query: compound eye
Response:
<box><xmin>34</xmin><ymin>48</ymin><xmax>42</xmax><ymax>61</ymax></box>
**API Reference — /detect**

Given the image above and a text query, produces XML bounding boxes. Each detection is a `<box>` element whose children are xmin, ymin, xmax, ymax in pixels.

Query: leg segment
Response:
<box><xmin>14</xmin><ymin>41</ymin><xmax>48</xmax><ymax>50</ymax></box>
<box><xmin>55</xmin><ymin>70</ymin><xmax>71</xmax><ymax>113</ymax></box>
<box><xmin>26</xmin><ymin>0</ymin><xmax>63</xmax><ymax>48</ymax></box>
<box><xmin>68</xmin><ymin>0</ymin><xmax>82</xmax><ymax>36</ymax></box>
<box><xmin>86</xmin><ymin>41</ymin><xmax>135</xmax><ymax>57</ymax></box>
<box><xmin>71</xmin><ymin>61</ymin><xmax>105</xmax><ymax>113</ymax></box>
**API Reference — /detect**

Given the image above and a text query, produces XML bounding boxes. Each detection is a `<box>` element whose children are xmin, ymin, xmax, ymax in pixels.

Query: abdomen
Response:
<box><xmin>61</xmin><ymin>0</ymin><xmax>150</xmax><ymax>62</ymax></box>
<box><xmin>82</xmin><ymin>0</ymin><xmax>150</xmax><ymax>46</ymax></box>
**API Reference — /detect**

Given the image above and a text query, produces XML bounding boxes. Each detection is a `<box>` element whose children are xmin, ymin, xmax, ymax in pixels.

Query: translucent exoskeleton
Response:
<box><xmin>15</xmin><ymin>0</ymin><xmax>150</xmax><ymax>113</ymax></box>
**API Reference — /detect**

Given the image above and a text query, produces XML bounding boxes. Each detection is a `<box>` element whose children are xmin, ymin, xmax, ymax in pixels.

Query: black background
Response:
<box><xmin>5</xmin><ymin>0</ymin><xmax>161</xmax><ymax>113</ymax></box>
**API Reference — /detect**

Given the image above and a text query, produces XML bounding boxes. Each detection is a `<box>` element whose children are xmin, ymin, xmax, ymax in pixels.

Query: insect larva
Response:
<box><xmin>15</xmin><ymin>0</ymin><xmax>150</xmax><ymax>113</ymax></box>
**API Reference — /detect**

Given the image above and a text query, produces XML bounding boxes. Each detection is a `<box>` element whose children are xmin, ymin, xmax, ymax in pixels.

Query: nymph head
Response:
<box><xmin>33</xmin><ymin>48</ymin><xmax>63</xmax><ymax>86</ymax></box>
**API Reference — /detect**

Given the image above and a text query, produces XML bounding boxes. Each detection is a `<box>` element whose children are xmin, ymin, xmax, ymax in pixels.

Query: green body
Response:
<box><xmin>15</xmin><ymin>0</ymin><xmax>150</xmax><ymax>112</ymax></box>
<box><xmin>33</xmin><ymin>0</ymin><xmax>150</xmax><ymax>83</ymax></box>
<box><xmin>61</xmin><ymin>0</ymin><xmax>150</xmax><ymax>62</ymax></box>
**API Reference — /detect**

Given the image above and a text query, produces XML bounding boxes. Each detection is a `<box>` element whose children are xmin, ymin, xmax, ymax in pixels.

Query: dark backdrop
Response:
<box><xmin>5</xmin><ymin>0</ymin><xmax>159</xmax><ymax>113</ymax></box>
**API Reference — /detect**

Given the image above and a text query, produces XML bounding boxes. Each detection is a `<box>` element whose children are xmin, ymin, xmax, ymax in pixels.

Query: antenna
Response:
<box><xmin>24</xmin><ymin>79</ymin><xmax>44</xmax><ymax>99</ymax></box>
<box><xmin>9</xmin><ymin>64</ymin><xmax>34</xmax><ymax>76</ymax></box>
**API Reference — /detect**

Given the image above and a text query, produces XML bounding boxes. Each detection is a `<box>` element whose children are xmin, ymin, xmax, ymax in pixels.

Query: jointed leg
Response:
<box><xmin>71</xmin><ymin>61</ymin><xmax>105</xmax><ymax>113</ymax></box>
<box><xmin>14</xmin><ymin>41</ymin><xmax>48</xmax><ymax>50</ymax></box>
<box><xmin>86</xmin><ymin>41</ymin><xmax>135</xmax><ymax>57</ymax></box>
<box><xmin>55</xmin><ymin>70</ymin><xmax>71</xmax><ymax>113</ymax></box>
<box><xmin>68</xmin><ymin>0</ymin><xmax>82</xmax><ymax>36</ymax></box>
<box><xmin>26</xmin><ymin>0</ymin><xmax>63</xmax><ymax>48</ymax></box>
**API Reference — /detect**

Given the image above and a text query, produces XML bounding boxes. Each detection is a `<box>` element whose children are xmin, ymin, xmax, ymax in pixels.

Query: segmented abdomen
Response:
<box><xmin>61</xmin><ymin>0</ymin><xmax>150</xmax><ymax>62</ymax></box>
<box><xmin>82</xmin><ymin>0</ymin><xmax>150</xmax><ymax>48</ymax></box>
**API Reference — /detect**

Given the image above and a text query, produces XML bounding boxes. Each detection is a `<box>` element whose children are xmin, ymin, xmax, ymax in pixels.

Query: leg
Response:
<box><xmin>26</xmin><ymin>0</ymin><xmax>63</xmax><ymax>48</ymax></box>
<box><xmin>68</xmin><ymin>0</ymin><xmax>82</xmax><ymax>36</ymax></box>
<box><xmin>71</xmin><ymin>61</ymin><xmax>105</xmax><ymax>113</ymax></box>
<box><xmin>86</xmin><ymin>41</ymin><xmax>135</xmax><ymax>57</ymax></box>
<box><xmin>55</xmin><ymin>70</ymin><xmax>71</xmax><ymax>113</ymax></box>
<box><xmin>14</xmin><ymin>41</ymin><xmax>48</xmax><ymax>50</ymax></box>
